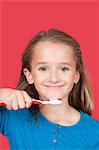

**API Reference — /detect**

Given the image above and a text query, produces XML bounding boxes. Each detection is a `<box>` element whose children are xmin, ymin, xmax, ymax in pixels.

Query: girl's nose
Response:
<box><xmin>49</xmin><ymin>70</ymin><xmax>60</xmax><ymax>83</ymax></box>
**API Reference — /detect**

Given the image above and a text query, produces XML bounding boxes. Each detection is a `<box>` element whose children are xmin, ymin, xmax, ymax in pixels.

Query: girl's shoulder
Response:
<box><xmin>79</xmin><ymin>111</ymin><xmax>99</xmax><ymax>145</ymax></box>
<box><xmin>80</xmin><ymin>111</ymin><xmax>99</xmax><ymax>129</ymax></box>
<box><xmin>0</xmin><ymin>107</ymin><xmax>32</xmax><ymax>136</ymax></box>
<box><xmin>0</xmin><ymin>107</ymin><xmax>32</xmax><ymax>122</ymax></box>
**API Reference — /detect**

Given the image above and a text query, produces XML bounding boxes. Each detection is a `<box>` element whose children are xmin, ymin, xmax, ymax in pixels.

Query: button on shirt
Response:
<box><xmin>53</xmin><ymin>138</ymin><xmax>57</xmax><ymax>143</ymax></box>
<box><xmin>53</xmin><ymin>129</ymin><xmax>59</xmax><ymax>134</ymax></box>
<box><xmin>0</xmin><ymin>107</ymin><xmax>99</xmax><ymax>150</ymax></box>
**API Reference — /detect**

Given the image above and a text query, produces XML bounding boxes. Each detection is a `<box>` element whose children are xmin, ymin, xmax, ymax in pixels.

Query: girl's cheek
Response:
<box><xmin>60</xmin><ymin>71</ymin><xmax>73</xmax><ymax>77</ymax></box>
<box><xmin>62</xmin><ymin>72</ymin><xmax>75</xmax><ymax>81</ymax></box>
<box><xmin>34</xmin><ymin>74</ymin><xmax>48</xmax><ymax>82</ymax></box>
<box><xmin>36</xmin><ymin>71</ymin><xmax>49</xmax><ymax>78</ymax></box>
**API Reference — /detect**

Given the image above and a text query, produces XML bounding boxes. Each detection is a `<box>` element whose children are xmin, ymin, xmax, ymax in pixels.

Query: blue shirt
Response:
<box><xmin>0</xmin><ymin>107</ymin><xmax>99</xmax><ymax>150</ymax></box>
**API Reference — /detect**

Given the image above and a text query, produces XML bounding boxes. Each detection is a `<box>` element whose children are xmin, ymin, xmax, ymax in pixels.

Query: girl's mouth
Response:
<box><xmin>45</xmin><ymin>85</ymin><xmax>65</xmax><ymax>88</ymax></box>
<box><xmin>45</xmin><ymin>84</ymin><xmax>65</xmax><ymax>87</ymax></box>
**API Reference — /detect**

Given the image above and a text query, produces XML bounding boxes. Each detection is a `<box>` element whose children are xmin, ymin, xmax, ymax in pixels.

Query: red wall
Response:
<box><xmin>0</xmin><ymin>1</ymin><xmax>99</xmax><ymax>149</ymax></box>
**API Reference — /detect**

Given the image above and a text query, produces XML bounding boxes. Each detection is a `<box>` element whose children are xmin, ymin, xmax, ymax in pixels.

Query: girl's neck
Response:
<box><xmin>39</xmin><ymin>98</ymin><xmax>80</xmax><ymax>126</ymax></box>
<box><xmin>40</xmin><ymin>105</ymin><xmax>80</xmax><ymax>126</ymax></box>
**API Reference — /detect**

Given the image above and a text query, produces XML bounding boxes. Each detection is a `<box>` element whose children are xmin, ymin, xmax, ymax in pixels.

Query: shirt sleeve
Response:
<box><xmin>0</xmin><ymin>107</ymin><xmax>8</xmax><ymax>136</ymax></box>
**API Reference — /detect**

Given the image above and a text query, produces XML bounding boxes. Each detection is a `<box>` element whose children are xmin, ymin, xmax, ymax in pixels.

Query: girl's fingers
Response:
<box><xmin>22</xmin><ymin>91</ymin><xmax>32</xmax><ymax>108</ymax></box>
<box><xmin>15</xmin><ymin>91</ymin><xmax>26</xmax><ymax>109</ymax></box>
<box><xmin>5</xmin><ymin>97</ymin><xmax>13</xmax><ymax>110</ymax></box>
<box><xmin>12</xmin><ymin>95</ymin><xmax>19</xmax><ymax>110</ymax></box>
<box><xmin>0</xmin><ymin>89</ymin><xmax>33</xmax><ymax>110</ymax></box>
<box><xmin>6</xmin><ymin>104</ymin><xmax>12</xmax><ymax>110</ymax></box>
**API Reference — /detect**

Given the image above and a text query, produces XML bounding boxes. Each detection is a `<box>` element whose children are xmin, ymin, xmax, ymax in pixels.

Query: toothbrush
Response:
<box><xmin>0</xmin><ymin>98</ymin><xmax>62</xmax><ymax>106</ymax></box>
<box><xmin>32</xmin><ymin>98</ymin><xmax>62</xmax><ymax>105</ymax></box>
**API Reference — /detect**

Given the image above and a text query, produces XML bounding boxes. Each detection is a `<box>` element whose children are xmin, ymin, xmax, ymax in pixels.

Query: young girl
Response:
<box><xmin>0</xmin><ymin>29</ymin><xmax>99</xmax><ymax>150</ymax></box>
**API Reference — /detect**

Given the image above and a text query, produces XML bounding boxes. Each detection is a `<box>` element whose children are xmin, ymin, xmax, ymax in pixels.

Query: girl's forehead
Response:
<box><xmin>31</xmin><ymin>41</ymin><xmax>76</xmax><ymax>66</ymax></box>
<box><xmin>34</xmin><ymin>41</ymin><xmax>72</xmax><ymax>51</ymax></box>
<box><xmin>32</xmin><ymin>41</ymin><xmax>74</xmax><ymax>60</ymax></box>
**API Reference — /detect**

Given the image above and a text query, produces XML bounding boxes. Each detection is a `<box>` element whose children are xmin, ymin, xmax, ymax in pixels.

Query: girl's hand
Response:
<box><xmin>0</xmin><ymin>88</ymin><xmax>32</xmax><ymax>110</ymax></box>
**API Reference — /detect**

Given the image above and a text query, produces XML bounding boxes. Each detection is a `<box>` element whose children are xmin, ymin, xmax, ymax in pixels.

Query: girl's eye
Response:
<box><xmin>61</xmin><ymin>67</ymin><xmax>69</xmax><ymax>71</ymax></box>
<box><xmin>38</xmin><ymin>67</ymin><xmax>47</xmax><ymax>71</ymax></box>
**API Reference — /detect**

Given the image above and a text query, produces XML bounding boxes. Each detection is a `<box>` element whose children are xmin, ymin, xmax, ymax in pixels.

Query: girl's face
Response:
<box><xmin>24</xmin><ymin>41</ymin><xmax>80</xmax><ymax>101</ymax></box>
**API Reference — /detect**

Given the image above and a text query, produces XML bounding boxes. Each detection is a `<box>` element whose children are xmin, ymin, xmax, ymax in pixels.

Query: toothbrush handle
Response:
<box><xmin>0</xmin><ymin>102</ymin><xmax>6</xmax><ymax>107</ymax></box>
<box><xmin>32</xmin><ymin>100</ymin><xmax>42</xmax><ymax>104</ymax></box>
<box><xmin>0</xmin><ymin>99</ymin><xmax>42</xmax><ymax>107</ymax></box>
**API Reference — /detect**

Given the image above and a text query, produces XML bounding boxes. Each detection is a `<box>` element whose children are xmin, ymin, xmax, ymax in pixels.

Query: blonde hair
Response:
<box><xmin>17</xmin><ymin>29</ymin><xmax>94</xmax><ymax>116</ymax></box>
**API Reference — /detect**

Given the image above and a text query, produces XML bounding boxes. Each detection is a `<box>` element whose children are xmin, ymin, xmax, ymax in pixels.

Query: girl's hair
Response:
<box><xmin>17</xmin><ymin>29</ymin><xmax>94</xmax><ymax>116</ymax></box>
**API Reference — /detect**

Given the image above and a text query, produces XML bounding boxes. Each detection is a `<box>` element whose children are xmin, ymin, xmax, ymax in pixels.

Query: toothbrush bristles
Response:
<box><xmin>49</xmin><ymin>99</ymin><xmax>62</xmax><ymax>104</ymax></box>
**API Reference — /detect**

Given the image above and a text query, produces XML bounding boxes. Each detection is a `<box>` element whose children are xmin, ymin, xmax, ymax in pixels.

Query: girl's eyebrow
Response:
<box><xmin>36</xmin><ymin>62</ymin><xmax>48</xmax><ymax>65</ymax></box>
<box><xmin>36</xmin><ymin>62</ymin><xmax>72</xmax><ymax>66</ymax></box>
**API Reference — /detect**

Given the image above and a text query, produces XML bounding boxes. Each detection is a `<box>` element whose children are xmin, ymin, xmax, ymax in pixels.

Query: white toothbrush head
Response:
<box><xmin>32</xmin><ymin>98</ymin><xmax>62</xmax><ymax>105</ymax></box>
<box><xmin>49</xmin><ymin>100</ymin><xmax>62</xmax><ymax>104</ymax></box>
<box><xmin>48</xmin><ymin>98</ymin><xmax>62</xmax><ymax>105</ymax></box>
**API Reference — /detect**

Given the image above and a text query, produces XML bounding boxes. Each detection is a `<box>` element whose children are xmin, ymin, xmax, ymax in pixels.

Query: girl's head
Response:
<box><xmin>17</xmin><ymin>29</ymin><xmax>94</xmax><ymax>115</ymax></box>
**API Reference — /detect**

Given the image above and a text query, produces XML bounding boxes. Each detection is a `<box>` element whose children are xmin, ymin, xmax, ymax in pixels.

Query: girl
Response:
<box><xmin>0</xmin><ymin>29</ymin><xmax>99</xmax><ymax>150</ymax></box>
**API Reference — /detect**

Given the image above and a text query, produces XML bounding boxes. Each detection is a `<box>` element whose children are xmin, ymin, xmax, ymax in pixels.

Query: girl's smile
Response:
<box><xmin>44</xmin><ymin>85</ymin><xmax>65</xmax><ymax>88</ymax></box>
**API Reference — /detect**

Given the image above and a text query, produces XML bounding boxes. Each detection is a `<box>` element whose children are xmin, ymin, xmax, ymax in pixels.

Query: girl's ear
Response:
<box><xmin>23</xmin><ymin>68</ymin><xmax>34</xmax><ymax>84</ymax></box>
<box><xmin>74</xmin><ymin>71</ymin><xmax>80</xmax><ymax>84</ymax></box>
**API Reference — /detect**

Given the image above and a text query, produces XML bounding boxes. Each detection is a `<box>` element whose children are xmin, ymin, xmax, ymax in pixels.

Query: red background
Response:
<box><xmin>0</xmin><ymin>0</ymin><xmax>99</xmax><ymax>149</ymax></box>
